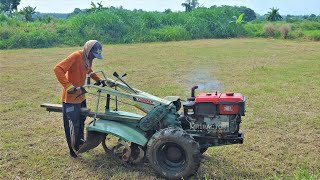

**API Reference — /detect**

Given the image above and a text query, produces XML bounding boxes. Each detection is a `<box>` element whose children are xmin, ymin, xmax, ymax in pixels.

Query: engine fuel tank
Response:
<box><xmin>194</xmin><ymin>92</ymin><xmax>245</xmax><ymax>115</ymax></box>
<box><xmin>195</xmin><ymin>92</ymin><xmax>244</xmax><ymax>103</ymax></box>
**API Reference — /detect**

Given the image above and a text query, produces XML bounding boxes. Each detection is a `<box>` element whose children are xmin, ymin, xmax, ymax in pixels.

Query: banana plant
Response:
<box><xmin>236</xmin><ymin>13</ymin><xmax>245</xmax><ymax>24</ymax></box>
<box><xmin>20</xmin><ymin>6</ymin><xmax>36</xmax><ymax>21</ymax></box>
<box><xmin>229</xmin><ymin>13</ymin><xmax>246</xmax><ymax>24</ymax></box>
<box><xmin>89</xmin><ymin>1</ymin><xmax>103</xmax><ymax>13</ymax></box>
<box><xmin>89</xmin><ymin>1</ymin><xmax>97</xmax><ymax>12</ymax></box>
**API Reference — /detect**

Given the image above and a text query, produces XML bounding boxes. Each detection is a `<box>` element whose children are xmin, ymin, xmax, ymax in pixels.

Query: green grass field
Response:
<box><xmin>0</xmin><ymin>39</ymin><xmax>319</xmax><ymax>179</ymax></box>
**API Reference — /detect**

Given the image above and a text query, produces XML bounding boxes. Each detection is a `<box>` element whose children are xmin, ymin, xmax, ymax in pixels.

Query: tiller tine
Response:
<box><xmin>103</xmin><ymin>138</ymin><xmax>145</xmax><ymax>164</ymax></box>
<box><xmin>77</xmin><ymin>131</ymin><xmax>105</xmax><ymax>154</ymax></box>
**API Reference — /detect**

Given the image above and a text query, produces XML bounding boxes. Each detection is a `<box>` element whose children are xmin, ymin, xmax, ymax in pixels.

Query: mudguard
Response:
<box><xmin>87</xmin><ymin>119</ymin><xmax>148</xmax><ymax>146</ymax></box>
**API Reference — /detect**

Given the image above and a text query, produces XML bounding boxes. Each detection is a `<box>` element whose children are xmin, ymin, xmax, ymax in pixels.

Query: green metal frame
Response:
<box><xmin>87</xmin><ymin>120</ymin><xmax>148</xmax><ymax>146</ymax></box>
<box><xmin>83</xmin><ymin>71</ymin><xmax>180</xmax><ymax>145</ymax></box>
<box><xmin>85</xmin><ymin>71</ymin><xmax>174</xmax><ymax>113</ymax></box>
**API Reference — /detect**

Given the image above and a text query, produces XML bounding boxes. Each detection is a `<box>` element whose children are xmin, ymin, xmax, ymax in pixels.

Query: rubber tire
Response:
<box><xmin>146</xmin><ymin>127</ymin><xmax>201</xmax><ymax>179</ymax></box>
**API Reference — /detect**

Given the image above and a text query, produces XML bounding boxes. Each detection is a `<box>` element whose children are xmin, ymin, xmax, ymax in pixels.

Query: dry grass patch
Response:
<box><xmin>1</xmin><ymin>39</ymin><xmax>320</xmax><ymax>179</ymax></box>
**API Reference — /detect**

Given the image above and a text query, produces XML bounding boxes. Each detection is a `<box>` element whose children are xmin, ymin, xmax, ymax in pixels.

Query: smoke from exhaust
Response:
<box><xmin>184</xmin><ymin>68</ymin><xmax>223</xmax><ymax>92</ymax></box>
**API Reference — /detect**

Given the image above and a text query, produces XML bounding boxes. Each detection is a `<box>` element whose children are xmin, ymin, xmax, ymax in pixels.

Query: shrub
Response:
<box><xmin>0</xmin><ymin>27</ymin><xmax>14</xmax><ymax>40</ymax></box>
<box><xmin>7</xmin><ymin>30</ymin><xmax>60</xmax><ymax>48</ymax></box>
<box><xmin>264</xmin><ymin>23</ymin><xmax>276</xmax><ymax>37</ymax></box>
<box><xmin>243</xmin><ymin>22</ymin><xmax>265</xmax><ymax>37</ymax></box>
<box><xmin>150</xmin><ymin>26</ymin><xmax>191</xmax><ymax>41</ymax></box>
<box><xmin>2</xmin><ymin>7</ymin><xmax>320</xmax><ymax>49</ymax></box>
<box><xmin>288</xmin><ymin>28</ymin><xmax>304</xmax><ymax>39</ymax></box>
<box><xmin>37</xmin><ymin>15</ymin><xmax>55</xmax><ymax>23</ymax></box>
<box><xmin>184</xmin><ymin>17</ymin><xmax>211</xmax><ymax>38</ymax></box>
<box><xmin>0</xmin><ymin>40</ymin><xmax>5</xmax><ymax>49</ymax></box>
<box><xmin>299</xmin><ymin>20</ymin><xmax>320</xmax><ymax>30</ymax></box>
<box><xmin>0</xmin><ymin>13</ymin><xmax>8</xmax><ymax>22</ymax></box>
<box><xmin>141</xmin><ymin>12</ymin><xmax>162</xmax><ymax>29</ymax></box>
<box><xmin>304</xmin><ymin>30</ymin><xmax>320</xmax><ymax>41</ymax></box>
<box><xmin>161</xmin><ymin>12</ymin><xmax>187</xmax><ymax>26</ymax></box>
<box><xmin>279</xmin><ymin>24</ymin><xmax>291</xmax><ymax>39</ymax></box>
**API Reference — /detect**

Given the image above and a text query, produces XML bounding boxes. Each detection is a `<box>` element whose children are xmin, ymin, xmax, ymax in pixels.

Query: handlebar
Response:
<box><xmin>89</xmin><ymin>70</ymin><xmax>107</xmax><ymax>79</ymax></box>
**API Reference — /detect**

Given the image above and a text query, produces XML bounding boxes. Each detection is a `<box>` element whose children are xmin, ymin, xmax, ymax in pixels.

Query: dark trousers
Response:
<box><xmin>62</xmin><ymin>100</ymin><xmax>87</xmax><ymax>155</ymax></box>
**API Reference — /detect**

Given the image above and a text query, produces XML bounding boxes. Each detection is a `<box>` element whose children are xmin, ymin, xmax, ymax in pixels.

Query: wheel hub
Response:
<box><xmin>166</xmin><ymin>146</ymin><xmax>182</xmax><ymax>162</ymax></box>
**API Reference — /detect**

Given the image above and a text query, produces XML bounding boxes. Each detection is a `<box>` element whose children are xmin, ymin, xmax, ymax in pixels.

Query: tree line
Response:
<box><xmin>0</xmin><ymin>0</ymin><xmax>319</xmax><ymax>49</ymax></box>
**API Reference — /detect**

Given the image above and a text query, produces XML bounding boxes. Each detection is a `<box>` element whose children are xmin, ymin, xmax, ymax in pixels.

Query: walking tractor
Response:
<box><xmin>41</xmin><ymin>71</ymin><xmax>246</xmax><ymax>179</ymax></box>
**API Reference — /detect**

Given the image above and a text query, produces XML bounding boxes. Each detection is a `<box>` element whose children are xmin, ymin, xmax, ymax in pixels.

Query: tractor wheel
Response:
<box><xmin>146</xmin><ymin>127</ymin><xmax>201</xmax><ymax>179</ymax></box>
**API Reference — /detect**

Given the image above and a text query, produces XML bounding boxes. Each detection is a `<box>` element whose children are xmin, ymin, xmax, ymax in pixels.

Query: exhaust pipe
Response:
<box><xmin>187</xmin><ymin>86</ymin><xmax>198</xmax><ymax>101</ymax></box>
<box><xmin>191</xmin><ymin>86</ymin><xmax>198</xmax><ymax>98</ymax></box>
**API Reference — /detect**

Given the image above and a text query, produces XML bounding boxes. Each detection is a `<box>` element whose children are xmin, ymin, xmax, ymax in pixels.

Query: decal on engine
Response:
<box><xmin>190</xmin><ymin>123</ymin><xmax>228</xmax><ymax>130</ymax></box>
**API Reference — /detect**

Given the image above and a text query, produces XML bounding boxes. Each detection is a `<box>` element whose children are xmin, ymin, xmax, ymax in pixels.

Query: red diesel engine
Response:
<box><xmin>194</xmin><ymin>92</ymin><xmax>245</xmax><ymax>116</ymax></box>
<box><xmin>181</xmin><ymin>86</ymin><xmax>245</xmax><ymax>147</ymax></box>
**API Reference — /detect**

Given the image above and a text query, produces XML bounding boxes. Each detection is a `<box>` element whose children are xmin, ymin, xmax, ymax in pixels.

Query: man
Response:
<box><xmin>54</xmin><ymin>40</ymin><xmax>104</xmax><ymax>158</ymax></box>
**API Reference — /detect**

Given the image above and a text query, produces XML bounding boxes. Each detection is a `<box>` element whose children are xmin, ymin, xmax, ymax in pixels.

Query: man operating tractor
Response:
<box><xmin>53</xmin><ymin>40</ymin><xmax>104</xmax><ymax>158</ymax></box>
<box><xmin>40</xmin><ymin>38</ymin><xmax>246</xmax><ymax>178</ymax></box>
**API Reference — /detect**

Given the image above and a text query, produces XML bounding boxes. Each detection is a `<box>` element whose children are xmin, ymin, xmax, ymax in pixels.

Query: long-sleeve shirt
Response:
<box><xmin>54</xmin><ymin>50</ymin><xmax>100</xmax><ymax>103</ymax></box>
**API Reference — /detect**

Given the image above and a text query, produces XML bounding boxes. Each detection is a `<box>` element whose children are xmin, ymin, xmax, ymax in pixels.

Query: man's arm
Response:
<box><xmin>88</xmin><ymin>69</ymin><xmax>101</xmax><ymax>81</ymax></box>
<box><xmin>53</xmin><ymin>57</ymin><xmax>75</xmax><ymax>90</ymax></box>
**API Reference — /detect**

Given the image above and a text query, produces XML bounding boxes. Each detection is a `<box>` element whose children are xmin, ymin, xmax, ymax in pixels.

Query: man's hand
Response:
<box><xmin>101</xmin><ymin>81</ymin><xmax>107</xmax><ymax>87</ymax></box>
<box><xmin>94</xmin><ymin>80</ymin><xmax>109</xmax><ymax>87</ymax></box>
<box><xmin>107</xmin><ymin>81</ymin><xmax>115</xmax><ymax>87</ymax></box>
<box><xmin>94</xmin><ymin>80</ymin><xmax>101</xmax><ymax>86</ymax></box>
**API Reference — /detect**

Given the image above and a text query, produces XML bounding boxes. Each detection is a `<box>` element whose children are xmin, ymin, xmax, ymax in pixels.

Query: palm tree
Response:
<box><xmin>181</xmin><ymin>1</ymin><xmax>191</xmax><ymax>12</ymax></box>
<box><xmin>97</xmin><ymin>1</ymin><xmax>103</xmax><ymax>10</ymax></box>
<box><xmin>265</xmin><ymin>7</ymin><xmax>282</xmax><ymax>21</ymax></box>
<box><xmin>181</xmin><ymin>0</ymin><xmax>198</xmax><ymax>12</ymax></box>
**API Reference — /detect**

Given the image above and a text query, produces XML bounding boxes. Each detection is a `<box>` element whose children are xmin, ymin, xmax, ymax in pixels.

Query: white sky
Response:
<box><xmin>18</xmin><ymin>0</ymin><xmax>320</xmax><ymax>15</ymax></box>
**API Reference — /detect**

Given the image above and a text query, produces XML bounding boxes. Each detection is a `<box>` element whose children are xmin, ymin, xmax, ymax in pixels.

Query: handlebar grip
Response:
<box><xmin>87</xmin><ymin>77</ymin><xmax>91</xmax><ymax>85</ymax></box>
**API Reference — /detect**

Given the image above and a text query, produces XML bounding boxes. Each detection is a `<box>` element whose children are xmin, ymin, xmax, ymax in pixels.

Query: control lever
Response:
<box><xmin>113</xmin><ymin>72</ymin><xmax>137</xmax><ymax>93</ymax></box>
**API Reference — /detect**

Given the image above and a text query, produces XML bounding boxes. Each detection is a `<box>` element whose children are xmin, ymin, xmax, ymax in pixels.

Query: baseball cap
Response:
<box><xmin>91</xmin><ymin>41</ymin><xmax>103</xmax><ymax>59</ymax></box>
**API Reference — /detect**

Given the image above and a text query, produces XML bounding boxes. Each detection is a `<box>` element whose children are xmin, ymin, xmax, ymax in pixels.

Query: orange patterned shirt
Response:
<box><xmin>54</xmin><ymin>50</ymin><xmax>100</xmax><ymax>103</ymax></box>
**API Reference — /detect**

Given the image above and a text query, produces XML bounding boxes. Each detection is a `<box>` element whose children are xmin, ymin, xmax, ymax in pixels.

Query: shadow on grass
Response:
<box><xmin>196</xmin><ymin>154</ymin><xmax>263</xmax><ymax>179</ymax></box>
<box><xmin>78</xmin><ymin>151</ymin><xmax>158</xmax><ymax>179</ymax></box>
<box><xmin>77</xmin><ymin>149</ymin><xmax>262</xmax><ymax>179</ymax></box>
